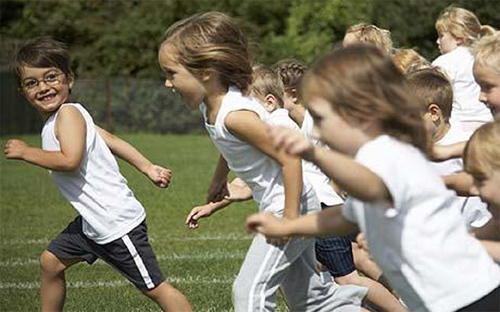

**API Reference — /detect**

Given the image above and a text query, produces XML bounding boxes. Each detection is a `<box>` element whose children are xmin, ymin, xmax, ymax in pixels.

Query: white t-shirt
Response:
<box><xmin>42</xmin><ymin>103</ymin><xmax>145</xmax><ymax>244</ymax></box>
<box><xmin>342</xmin><ymin>135</ymin><xmax>500</xmax><ymax>312</ymax></box>
<box><xmin>432</xmin><ymin>47</ymin><xmax>492</xmax><ymax>126</ymax></box>
<box><xmin>200</xmin><ymin>88</ymin><xmax>318</xmax><ymax>214</ymax></box>
<box><xmin>267</xmin><ymin>109</ymin><xmax>343</xmax><ymax>207</ymax></box>
<box><xmin>301</xmin><ymin>111</ymin><xmax>343</xmax><ymax>206</ymax></box>
<box><xmin>430</xmin><ymin>125</ymin><xmax>491</xmax><ymax>229</ymax></box>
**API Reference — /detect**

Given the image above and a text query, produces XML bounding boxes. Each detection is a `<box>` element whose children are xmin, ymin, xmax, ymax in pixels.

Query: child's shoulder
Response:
<box><xmin>432</xmin><ymin>47</ymin><xmax>472</xmax><ymax>68</ymax></box>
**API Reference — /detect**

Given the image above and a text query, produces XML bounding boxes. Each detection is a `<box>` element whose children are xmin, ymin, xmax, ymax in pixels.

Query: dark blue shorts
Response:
<box><xmin>314</xmin><ymin>203</ymin><xmax>356</xmax><ymax>278</ymax></box>
<box><xmin>456</xmin><ymin>284</ymin><xmax>500</xmax><ymax>311</ymax></box>
<box><xmin>315</xmin><ymin>235</ymin><xmax>355</xmax><ymax>278</ymax></box>
<box><xmin>47</xmin><ymin>216</ymin><xmax>164</xmax><ymax>291</ymax></box>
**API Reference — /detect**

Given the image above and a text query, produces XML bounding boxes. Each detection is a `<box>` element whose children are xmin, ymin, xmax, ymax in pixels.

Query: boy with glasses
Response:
<box><xmin>5</xmin><ymin>36</ymin><xmax>192</xmax><ymax>312</ymax></box>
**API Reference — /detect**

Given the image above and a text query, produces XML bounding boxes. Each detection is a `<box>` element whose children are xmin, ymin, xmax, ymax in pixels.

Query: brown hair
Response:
<box><xmin>301</xmin><ymin>44</ymin><xmax>428</xmax><ymax>153</ymax></box>
<box><xmin>392</xmin><ymin>48</ymin><xmax>431</xmax><ymax>75</ymax></box>
<box><xmin>161</xmin><ymin>12</ymin><xmax>253</xmax><ymax>93</ymax></box>
<box><xmin>471</xmin><ymin>31</ymin><xmax>500</xmax><ymax>75</ymax></box>
<box><xmin>435</xmin><ymin>6</ymin><xmax>493</xmax><ymax>47</ymax></box>
<box><xmin>406</xmin><ymin>67</ymin><xmax>453</xmax><ymax>121</ymax></box>
<box><xmin>464</xmin><ymin>118</ymin><xmax>500</xmax><ymax>176</ymax></box>
<box><xmin>273</xmin><ymin>59</ymin><xmax>307</xmax><ymax>91</ymax></box>
<box><xmin>11</xmin><ymin>36</ymin><xmax>73</xmax><ymax>85</ymax></box>
<box><xmin>345</xmin><ymin>23</ymin><xmax>393</xmax><ymax>55</ymax></box>
<box><xmin>250</xmin><ymin>65</ymin><xmax>285</xmax><ymax>108</ymax></box>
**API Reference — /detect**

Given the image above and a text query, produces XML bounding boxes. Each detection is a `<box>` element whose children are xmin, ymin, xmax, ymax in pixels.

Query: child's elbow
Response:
<box><xmin>59</xmin><ymin>158</ymin><xmax>82</xmax><ymax>172</ymax></box>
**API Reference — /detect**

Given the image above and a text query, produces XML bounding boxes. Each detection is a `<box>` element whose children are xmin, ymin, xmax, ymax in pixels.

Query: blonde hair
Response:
<box><xmin>346</xmin><ymin>23</ymin><xmax>393</xmax><ymax>55</ymax></box>
<box><xmin>301</xmin><ymin>44</ymin><xmax>428</xmax><ymax>153</ymax></box>
<box><xmin>392</xmin><ymin>48</ymin><xmax>431</xmax><ymax>75</ymax></box>
<box><xmin>464</xmin><ymin>118</ymin><xmax>500</xmax><ymax>176</ymax></box>
<box><xmin>435</xmin><ymin>6</ymin><xmax>492</xmax><ymax>47</ymax></box>
<box><xmin>250</xmin><ymin>65</ymin><xmax>285</xmax><ymax>108</ymax></box>
<box><xmin>471</xmin><ymin>31</ymin><xmax>500</xmax><ymax>75</ymax></box>
<box><xmin>161</xmin><ymin>12</ymin><xmax>253</xmax><ymax>93</ymax></box>
<box><xmin>406</xmin><ymin>68</ymin><xmax>453</xmax><ymax>121</ymax></box>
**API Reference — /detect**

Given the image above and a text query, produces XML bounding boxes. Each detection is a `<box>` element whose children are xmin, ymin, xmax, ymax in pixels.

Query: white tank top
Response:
<box><xmin>41</xmin><ymin>103</ymin><xmax>145</xmax><ymax>244</ymax></box>
<box><xmin>201</xmin><ymin>87</ymin><xmax>316</xmax><ymax>214</ymax></box>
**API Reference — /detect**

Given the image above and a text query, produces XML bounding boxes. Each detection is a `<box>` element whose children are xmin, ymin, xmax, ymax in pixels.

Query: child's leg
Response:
<box><xmin>142</xmin><ymin>281</ymin><xmax>192</xmax><ymax>312</ymax></box>
<box><xmin>89</xmin><ymin>220</ymin><xmax>192</xmax><ymax>311</ymax></box>
<box><xmin>39</xmin><ymin>250</ymin><xmax>83</xmax><ymax>312</ymax></box>
<box><xmin>316</xmin><ymin>236</ymin><xmax>406</xmax><ymax>311</ymax></box>
<box><xmin>233</xmin><ymin>233</ymin><xmax>366</xmax><ymax>312</ymax></box>
<box><xmin>43</xmin><ymin>217</ymin><xmax>99</xmax><ymax>312</ymax></box>
<box><xmin>335</xmin><ymin>271</ymin><xmax>407</xmax><ymax>312</ymax></box>
<box><xmin>280</xmin><ymin>238</ymin><xmax>367</xmax><ymax>312</ymax></box>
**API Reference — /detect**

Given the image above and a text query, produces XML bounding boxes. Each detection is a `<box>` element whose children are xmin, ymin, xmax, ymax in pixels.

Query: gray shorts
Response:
<box><xmin>47</xmin><ymin>216</ymin><xmax>164</xmax><ymax>291</ymax></box>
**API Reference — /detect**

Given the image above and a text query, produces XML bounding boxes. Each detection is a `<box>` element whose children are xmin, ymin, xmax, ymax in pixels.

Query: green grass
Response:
<box><xmin>0</xmin><ymin>134</ymin><xmax>288</xmax><ymax>311</ymax></box>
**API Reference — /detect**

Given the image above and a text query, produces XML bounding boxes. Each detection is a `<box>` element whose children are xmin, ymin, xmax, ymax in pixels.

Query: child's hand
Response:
<box><xmin>268</xmin><ymin>126</ymin><xmax>315</xmax><ymax>160</ymax></box>
<box><xmin>146</xmin><ymin>164</ymin><xmax>172</xmax><ymax>188</ymax></box>
<box><xmin>207</xmin><ymin>177</ymin><xmax>229</xmax><ymax>203</ymax></box>
<box><xmin>225</xmin><ymin>178</ymin><xmax>252</xmax><ymax>202</ymax></box>
<box><xmin>4</xmin><ymin>139</ymin><xmax>28</xmax><ymax>160</ymax></box>
<box><xmin>246</xmin><ymin>212</ymin><xmax>291</xmax><ymax>244</ymax></box>
<box><xmin>356</xmin><ymin>232</ymin><xmax>370</xmax><ymax>252</ymax></box>
<box><xmin>186</xmin><ymin>204</ymin><xmax>215</xmax><ymax>229</ymax></box>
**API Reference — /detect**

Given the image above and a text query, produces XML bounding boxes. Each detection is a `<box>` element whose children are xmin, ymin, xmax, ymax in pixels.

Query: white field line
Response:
<box><xmin>0</xmin><ymin>234</ymin><xmax>252</xmax><ymax>246</ymax></box>
<box><xmin>0</xmin><ymin>251</ymin><xmax>246</xmax><ymax>268</ymax></box>
<box><xmin>0</xmin><ymin>276</ymin><xmax>234</xmax><ymax>290</ymax></box>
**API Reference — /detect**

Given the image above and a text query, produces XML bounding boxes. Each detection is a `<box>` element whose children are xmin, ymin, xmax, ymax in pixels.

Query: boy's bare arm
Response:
<box><xmin>4</xmin><ymin>106</ymin><xmax>85</xmax><ymax>172</ymax></box>
<box><xmin>96</xmin><ymin>126</ymin><xmax>172</xmax><ymax>188</ymax></box>
<box><xmin>187</xmin><ymin>178</ymin><xmax>252</xmax><ymax>228</ymax></box>
<box><xmin>247</xmin><ymin>205</ymin><xmax>358</xmax><ymax>238</ymax></box>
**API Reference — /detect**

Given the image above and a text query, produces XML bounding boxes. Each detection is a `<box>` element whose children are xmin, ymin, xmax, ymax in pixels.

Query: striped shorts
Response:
<box><xmin>47</xmin><ymin>216</ymin><xmax>164</xmax><ymax>290</ymax></box>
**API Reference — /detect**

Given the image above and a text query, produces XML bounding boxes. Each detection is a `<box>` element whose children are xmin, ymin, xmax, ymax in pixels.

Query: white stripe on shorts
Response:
<box><xmin>122</xmin><ymin>235</ymin><xmax>154</xmax><ymax>289</ymax></box>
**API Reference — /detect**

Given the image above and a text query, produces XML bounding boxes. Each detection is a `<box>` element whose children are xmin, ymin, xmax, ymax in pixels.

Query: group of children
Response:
<box><xmin>4</xmin><ymin>5</ymin><xmax>500</xmax><ymax>312</ymax></box>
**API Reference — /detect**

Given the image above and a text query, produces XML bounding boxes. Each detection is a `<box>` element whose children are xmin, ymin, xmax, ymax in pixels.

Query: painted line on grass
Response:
<box><xmin>0</xmin><ymin>251</ymin><xmax>246</xmax><ymax>268</ymax></box>
<box><xmin>0</xmin><ymin>276</ymin><xmax>234</xmax><ymax>290</ymax></box>
<box><xmin>0</xmin><ymin>234</ymin><xmax>252</xmax><ymax>246</ymax></box>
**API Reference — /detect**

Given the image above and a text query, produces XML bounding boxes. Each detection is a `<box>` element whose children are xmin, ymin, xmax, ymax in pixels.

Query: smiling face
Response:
<box><xmin>20</xmin><ymin>66</ymin><xmax>73</xmax><ymax>118</ymax></box>
<box><xmin>471</xmin><ymin>169</ymin><xmax>500</xmax><ymax>210</ymax></box>
<box><xmin>158</xmin><ymin>43</ymin><xmax>207</xmax><ymax>110</ymax></box>
<box><xmin>473</xmin><ymin>62</ymin><xmax>500</xmax><ymax>117</ymax></box>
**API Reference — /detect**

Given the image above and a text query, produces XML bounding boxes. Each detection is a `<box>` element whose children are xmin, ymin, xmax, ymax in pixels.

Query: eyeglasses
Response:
<box><xmin>21</xmin><ymin>71</ymin><xmax>65</xmax><ymax>91</ymax></box>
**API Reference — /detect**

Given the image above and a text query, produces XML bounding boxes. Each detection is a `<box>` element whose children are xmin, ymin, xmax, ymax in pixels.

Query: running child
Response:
<box><xmin>432</xmin><ymin>6</ymin><xmax>494</xmax><ymax>133</ymax></box>
<box><xmin>463</xmin><ymin>119</ymin><xmax>500</xmax><ymax>261</ymax></box>
<box><xmin>406</xmin><ymin>67</ymin><xmax>492</xmax><ymax>231</ymax></box>
<box><xmin>4</xmin><ymin>37</ymin><xmax>192</xmax><ymax>312</ymax></box>
<box><xmin>439</xmin><ymin>31</ymin><xmax>500</xmax><ymax>196</ymax></box>
<box><xmin>273</xmin><ymin>59</ymin><xmax>406</xmax><ymax>311</ymax></box>
<box><xmin>159</xmin><ymin>12</ymin><xmax>367</xmax><ymax>312</ymax></box>
<box><xmin>247</xmin><ymin>44</ymin><xmax>500</xmax><ymax>312</ymax></box>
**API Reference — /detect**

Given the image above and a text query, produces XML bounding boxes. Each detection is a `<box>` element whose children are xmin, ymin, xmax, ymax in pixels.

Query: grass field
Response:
<box><xmin>0</xmin><ymin>133</ymin><xmax>288</xmax><ymax>311</ymax></box>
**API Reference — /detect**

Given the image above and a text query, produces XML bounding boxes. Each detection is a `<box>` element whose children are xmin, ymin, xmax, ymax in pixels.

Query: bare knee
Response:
<box><xmin>40</xmin><ymin>251</ymin><xmax>66</xmax><ymax>276</ymax></box>
<box><xmin>334</xmin><ymin>271</ymin><xmax>360</xmax><ymax>286</ymax></box>
<box><xmin>143</xmin><ymin>282</ymin><xmax>182</xmax><ymax>300</ymax></box>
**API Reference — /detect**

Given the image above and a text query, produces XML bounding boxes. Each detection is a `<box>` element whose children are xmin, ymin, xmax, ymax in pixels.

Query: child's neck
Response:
<box><xmin>433</xmin><ymin>122</ymin><xmax>451</xmax><ymax>143</ymax></box>
<box><xmin>204</xmin><ymin>86</ymin><xmax>229</xmax><ymax>125</ymax></box>
<box><xmin>289</xmin><ymin>105</ymin><xmax>305</xmax><ymax>126</ymax></box>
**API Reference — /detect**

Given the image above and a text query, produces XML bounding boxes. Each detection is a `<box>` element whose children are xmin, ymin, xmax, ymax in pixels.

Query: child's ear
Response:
<box><xmin>264</xmin><ymin>94</ymin><xmax>278</xmax><ymax>112</ymax></box>
<box><xmin>67</xmin><ymin>74</ymin><xmax>75</xmax><ymax>90</ymax></box>
<box><xmin>428</xmin><ymin>104</ymin><xmax>442</xmax><ymax>122</ymax></box>
<box><xmin>200</xmin><ymin>69</ymin><xmax>212</xmax><ymax>82</ymax></box>
<box><xmin>289</xmin><ymin>88</ymin><xmax>298</xmax><ymax>104</ymax></box>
